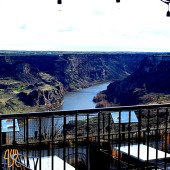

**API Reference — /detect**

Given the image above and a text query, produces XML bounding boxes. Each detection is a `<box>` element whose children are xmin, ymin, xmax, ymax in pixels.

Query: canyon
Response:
<box><xmin>0</xmin><ymin>51</ymin><xmax>169</xmax><ymax>113</ymax></box>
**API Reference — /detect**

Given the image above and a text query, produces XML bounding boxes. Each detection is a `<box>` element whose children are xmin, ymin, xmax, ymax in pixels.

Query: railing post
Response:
<box><xmin>164</xmin><ymin>108</ymin><xmax>169</xmax><ymax>169</ymax></box>
<box><xmin>155</xmin><ymin>108</ymin><xmax>159</xmax><ymax>169</ymax></box>
<box><xmin>24</xmin><ymin>119</ymin><xmax>26</xmax><ymax>143</ymax></box>
<box><xmin>51</xmin><ymin>115</ymin><xmax>54</xmax><ymax>170</ymax></box>
<box><xmin>13</xmin><ymin>118</ymin><xmax>16</xmax><ymax>145</ymax></box>
<box><xmin>63</xmin><ymin>114</ymin><xmax>66</xmax><ymax>170</ymax></box>
<box><xmin>39</xmin><ymin>118</ymin><xmax>42</xmax><ymax>170</ymax></box>
<box><xmin>26</xmin><ymin>116</ymin><xmax>29</xmax><ymax>168</ymax></box>
<box><xmin>146</xmin><ymin>109</ymin><xmax>150</xmax><ymax>168</ymax></box>
<box><xmin>86</xmin><ymin>113</ymin><xmax>89</xmax><ymax>170</ymax></box>
<box><xmin>75</xmin><ymin>113</ymin><xmax>78</xmax><ymax>169</ymax></box>
<box><xmin>0</xmin><ymin>118</ymin><xmax>2</xmax><ymax>170</ymax></box>
<box><xmin>102</xmin><ymin>112</ymin><xmax>105</xmax><ymax>140</ymax></box>
<box><xmin>128</xmin><ymin>111</ymin><xmax>131</xmax><ymax>167</ymax></box>
<box><xmin>137</xmin><ymin>110</ymin><xmax>141</xmax><ymax>160</ymax></box>
<box><xmin>98</xmin><ymin>112</ymin><xmax>101</xmax><ymax>144</ymax></box>
<box><xmin>118</xmin><ymin>111</ymin><xmax>121</xmax><ymax>169</ymax></box>
<box><xmin>107</xmin><ymin>112</ymin><xmax>111</xmax><ymax>143</ymax></box>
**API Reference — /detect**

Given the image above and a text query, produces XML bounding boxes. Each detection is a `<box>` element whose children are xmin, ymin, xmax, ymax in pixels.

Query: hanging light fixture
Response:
<box><xmin>116</xmin><ymin>0</ymin><xmax>120</xmax><ymax>2</ymax></box>
<box><xmin>161</xmin><ymin>0</ymin><xmax>170</xmax><ymax>16</ymax></box>
<box><xmin>57</xmin><ymin>0</ymin><xmax>62</xmax><ymax>4</ymax></box>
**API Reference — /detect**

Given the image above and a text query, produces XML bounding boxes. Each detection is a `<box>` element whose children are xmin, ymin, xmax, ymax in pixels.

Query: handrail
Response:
<box><xmin>0</xmin><ymin>103</ymin><xmax>170</xmax><ymax>118</ymax></box>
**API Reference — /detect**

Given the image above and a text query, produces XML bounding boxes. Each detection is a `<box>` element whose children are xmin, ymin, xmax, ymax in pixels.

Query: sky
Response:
<box><xmin>0</xmin><ymin>0</ymin><xmax>170</xmax><ymax>52</ymax></box>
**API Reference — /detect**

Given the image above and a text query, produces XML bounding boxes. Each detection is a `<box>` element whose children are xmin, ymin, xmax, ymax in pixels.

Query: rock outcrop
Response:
<box><xmin>0</xmin><ymin>55</ymin><xmax>64</xmax><ymax>113</ymax></box>
<box><xmin>95</xmin><ymin>55</ymin><xmax>170</xmax><ymax>106</ymax></box>
<box><xmin>18</xmin><ymin>87</ymin><xmax>63</xmax><ymax>109</ymax></box>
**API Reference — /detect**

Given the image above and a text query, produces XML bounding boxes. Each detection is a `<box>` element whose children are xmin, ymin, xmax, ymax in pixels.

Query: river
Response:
<box><xmin>58</xmin><ymin>82</ymin><xmax>109</xmax><ymax>110</ymax></box>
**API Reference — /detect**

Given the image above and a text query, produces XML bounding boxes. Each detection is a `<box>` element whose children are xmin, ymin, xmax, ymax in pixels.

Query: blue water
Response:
<box><xmin>58</xmin><ymin>82</ymin><xmax>109</xmax><ymax>110</ymax></box>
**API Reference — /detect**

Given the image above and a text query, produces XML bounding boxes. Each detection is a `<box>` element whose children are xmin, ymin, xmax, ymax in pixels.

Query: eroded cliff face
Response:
<box><xmin>18</xmin><ymin>87</ymin><xmax>64</xmax><ymax>109</ymax></box>
<box><xmin>0</xmin><ymin>57</ymin><xmax>64</xmax><ymax>113</ymax></box>
<box><xmin>0</xmin><ymin>51</ymin><xmax>147</xmax><ymax>113</ymax></box>
<box><xmin>94</xmin><ymin>55</ymin><xmax>170</xmax><ymax>107</ymax></box>
<box><xmin>12</xmin><ymin>52</ymin><xmax>144</xmax><ymax>90</ymax></box>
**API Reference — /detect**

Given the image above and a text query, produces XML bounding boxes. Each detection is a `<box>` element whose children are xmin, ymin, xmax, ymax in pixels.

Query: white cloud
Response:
<box><xmin>0</xmin><ymin>0</ymin><xmax>170</xmax><ymax>51</ymax></box>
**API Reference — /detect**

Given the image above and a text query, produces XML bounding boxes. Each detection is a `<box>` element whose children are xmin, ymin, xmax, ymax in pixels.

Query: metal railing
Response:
<box><xmin>0</xmin><ymin>103</ymin><xmax>170</xmax><ymax>170</ymax></box>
